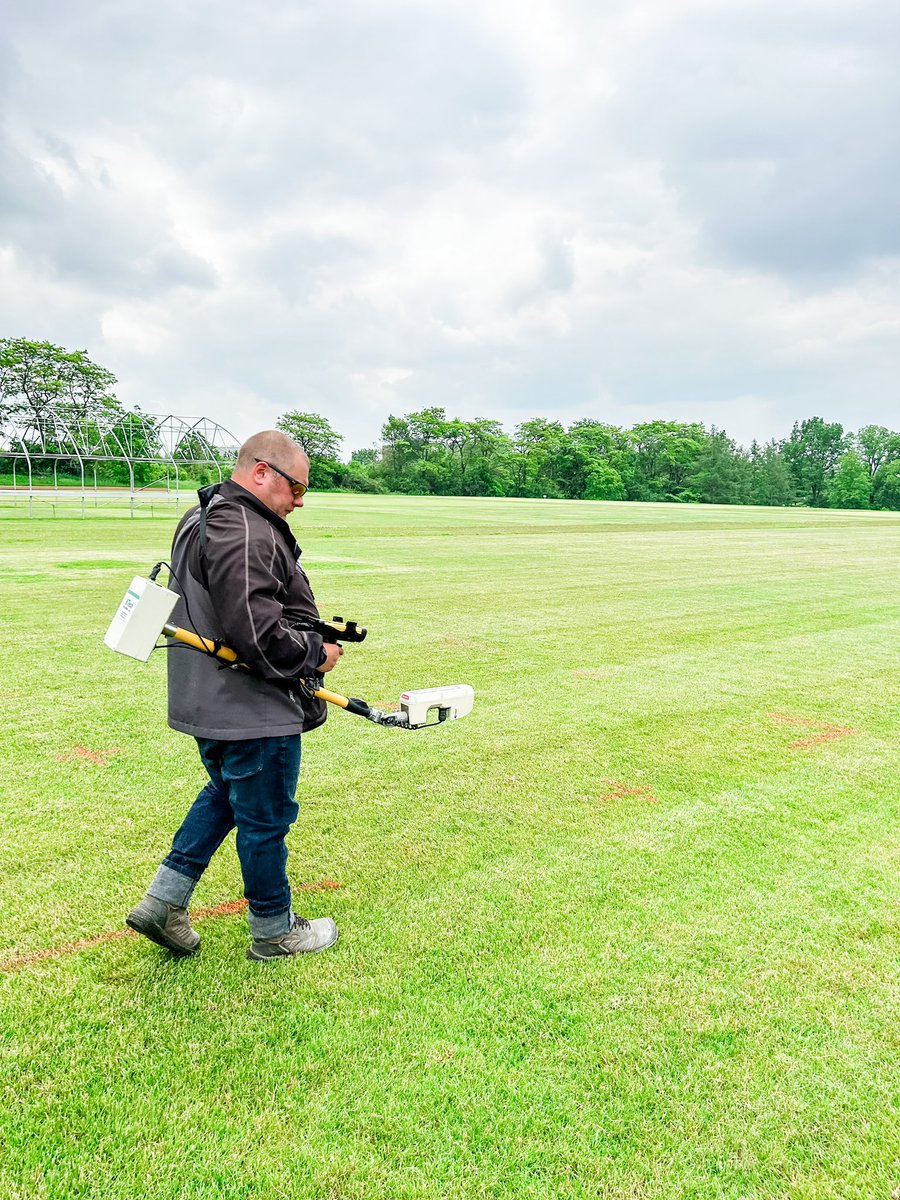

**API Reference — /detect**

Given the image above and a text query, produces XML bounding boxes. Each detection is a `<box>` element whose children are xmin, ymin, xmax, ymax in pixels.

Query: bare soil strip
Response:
<box><xmin>55</xmin><ymin>746</ymin><xmax>120</xmax><ymax>765</ymax></box>
<box><xmin>769</xmin><ymin>712</ymin><xmax>859</xmax><ymax>749</ymax></box>
<box><xmin>0</xmin><ymin>881</ymin><xmax>343</xmax><ymax>973</ymax></box>
<box><xmin>599</xmin><ymin>778</ymin><xmax>658</xmax><ymax>803</ymax></box>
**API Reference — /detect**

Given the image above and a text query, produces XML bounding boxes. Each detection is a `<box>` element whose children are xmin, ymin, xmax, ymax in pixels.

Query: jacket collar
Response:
<box><xmin>199</xmin><ymin>479</ymin><xmax>301</xmax><ymax>559</ymax></box>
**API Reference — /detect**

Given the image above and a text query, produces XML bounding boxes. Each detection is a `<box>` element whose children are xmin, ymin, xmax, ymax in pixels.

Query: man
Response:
<box><xmin>127</xmin><ymin>430</ymin><xmax>342</xmax><ymax>961</ymax></box>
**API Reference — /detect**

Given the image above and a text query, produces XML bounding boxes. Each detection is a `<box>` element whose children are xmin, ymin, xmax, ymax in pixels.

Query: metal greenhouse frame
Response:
<box><xmin>0</xmin><ymin>407</ymin><xmax>240</xmax><ymax>496</ymax></box>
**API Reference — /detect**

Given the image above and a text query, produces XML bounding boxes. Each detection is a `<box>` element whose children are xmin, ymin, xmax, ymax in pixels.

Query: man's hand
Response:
<box><xmin>318</xmin><ymin>643</ymin><xmax>344</xmax><ymax>673</ymax></box>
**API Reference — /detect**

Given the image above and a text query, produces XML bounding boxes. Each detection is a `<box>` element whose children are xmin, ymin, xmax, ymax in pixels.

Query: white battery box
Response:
<box><xmin>104</xmin><ymin>576</ymin><xmax>179</xmax><ymax>662</ymax></box>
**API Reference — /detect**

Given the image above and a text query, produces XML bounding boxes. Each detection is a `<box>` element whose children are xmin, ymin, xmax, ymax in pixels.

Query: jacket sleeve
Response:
<box><xmin>202</xmin><ymin>503</ymin><xmax>325</xmax><ymax>681</ymax></box>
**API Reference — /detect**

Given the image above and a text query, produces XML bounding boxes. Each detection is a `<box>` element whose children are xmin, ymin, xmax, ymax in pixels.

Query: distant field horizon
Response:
<box><xmin>3</xmin><ymin>482</ymin><xmax>898</xmax><ymax>518</ymax></box>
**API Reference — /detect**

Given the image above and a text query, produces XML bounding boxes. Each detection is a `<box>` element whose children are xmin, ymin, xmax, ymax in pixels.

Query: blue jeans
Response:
<box><xmin>148</xmin><ymin>735</ymin><xmax>302</xmax><ymax>937</ymax></box>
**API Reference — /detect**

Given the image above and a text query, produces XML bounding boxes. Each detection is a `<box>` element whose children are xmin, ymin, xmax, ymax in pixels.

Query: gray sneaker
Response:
<box><xmin>126</xmin><ymin>895</ymin><xmax>200</xmax><ymax>957</ymax></box>
<box><xmin>247</xmin><ymin>914</ymin><xmax>338</xmax><ymax>961</ymax></box>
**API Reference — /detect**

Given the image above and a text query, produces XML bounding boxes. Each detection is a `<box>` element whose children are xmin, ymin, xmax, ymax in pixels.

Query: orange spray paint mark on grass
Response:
<box><xmin>55</xmin><ymin>746</ymin><xmax>120</xmax><ymax>765</ymax></box>
<box><xmin>599</xmin><ymin>778</ymin><xmax>658</xmax><ymax>803</ymax></box>
<box><xmin>0</xmin><ymin>927</ymin><xmax>136</xmax><ymax>972</ymax></box>
<box><xmin>0</xmin><ymin>880</ymin><xmax>343</xmax><ymax>973</ymax></box>
<box><xmin>769</xmin><ymin>713</ymin><xmax>859</xmax><ymax>750</ymax></box>
<box><xmin>572</xmin><ymin>669</ymin><xmax>604</xmax><ymax>680</ymax></box>
<box><xmin>193</xmin><ymin>899</ymin><xmax>248</xmax><ymax>920</ymax></box>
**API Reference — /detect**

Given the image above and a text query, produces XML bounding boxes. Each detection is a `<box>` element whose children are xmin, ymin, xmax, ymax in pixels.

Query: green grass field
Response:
<box><xmin>1</xmin><ymin>496</ymin><xmax>898</xmax><ymax>1200</ymax></box>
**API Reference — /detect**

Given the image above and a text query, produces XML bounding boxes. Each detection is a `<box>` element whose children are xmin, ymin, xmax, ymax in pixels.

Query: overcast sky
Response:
<box><xmin>2</xmin><ymin>0</ymin><xmax>898</xmax><ymax>454</ymax></box>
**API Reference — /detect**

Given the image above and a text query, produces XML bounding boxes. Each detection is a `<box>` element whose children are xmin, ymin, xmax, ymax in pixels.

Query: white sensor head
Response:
<box><xmin>104</xmin><ymin>576</ymin><xmax>179</xmax><ymax>662</ymax></box>
<box><xmin>398</xmin><ymin>684</ymin><xmax>474</xmax><ymax>728</ymax></box>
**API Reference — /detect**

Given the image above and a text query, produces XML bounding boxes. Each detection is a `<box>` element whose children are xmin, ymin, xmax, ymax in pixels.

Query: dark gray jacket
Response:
<box><xmin>166</xmin><ymin>480</ymin><xmax>327</xmax><ymax>740</ymax></box>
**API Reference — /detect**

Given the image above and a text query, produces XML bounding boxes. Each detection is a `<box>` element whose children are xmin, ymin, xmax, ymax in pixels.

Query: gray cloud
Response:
<box><xmin>611</xmin><ymin>1</ymin><xmax>900</xmax><ymax>278</ymax></box>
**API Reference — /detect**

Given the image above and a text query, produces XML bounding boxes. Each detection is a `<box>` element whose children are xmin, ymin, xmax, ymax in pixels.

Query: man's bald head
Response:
<box><xmin>232</xmin><ymin>430</ymin><xmax>310</xmax><ymax>519</ymax></box>
<box><xmin>234</xmin><ymin>430</ymin><xmax>308</xmax><ymax>475</ymax></box>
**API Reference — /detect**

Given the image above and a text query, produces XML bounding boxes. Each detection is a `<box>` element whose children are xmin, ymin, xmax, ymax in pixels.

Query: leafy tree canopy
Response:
<box><xmin>872</xmin><ymin>460</ymin><xmax>900</xmax><ymax>510</ymax></box>
<box><xmin>782</xmin><ymin>416</ymin><xmax>847</xmax><ymax>506</ymax></box>
<box><xmin>0</xmin><ymin>338</ymin><xmax>120</xmax><ymax>428</ymax></box>
<box><xmin>856</xmin><ymin>424</ymin><xmax>900</xmax><ymax>476</ymax></box>
<box><xmin>276</xmin><ymin>411</ymin><xmax>343</xmax><ymax>462</ymax></box>
<box><xmin>828</xmin><ymin>451</ymin><xmax>871</xmax><ymax>509</ymax></box>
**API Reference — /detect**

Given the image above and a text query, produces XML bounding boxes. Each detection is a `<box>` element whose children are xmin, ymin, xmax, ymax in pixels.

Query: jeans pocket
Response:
<box><xmin>220</xmin><ymin>740</ymin><xmax>264</xmax><ymax>781</ymax></box>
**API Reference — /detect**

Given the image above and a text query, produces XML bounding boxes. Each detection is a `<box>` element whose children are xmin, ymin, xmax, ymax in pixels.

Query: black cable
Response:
<box><xmin>152</xmin><ymin>559</ymin><xmax>221</xmax><ymax>661</ymax></box>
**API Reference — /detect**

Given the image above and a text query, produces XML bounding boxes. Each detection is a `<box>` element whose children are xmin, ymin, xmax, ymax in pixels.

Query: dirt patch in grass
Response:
<box><xmin>0</xmin><ymin>880</ymin><xmax>344</xmax><ymax>973</ymax></box>
<box><xmin>599</xmin><ymin>778</ymin><xmax>658</xmax><ymax>803</ymax></box>
<box><xmin>193</xmin><ymin>899</ymin><xmax>248</xmax><ymax>920</ymax></box>
<box><xmin>572</xmin><ymin>669</ymin><xmax>604</xmax><ymax>680</ymax></box>
<box><xmin>790</xmin><ymin>727</ymin><xmax>859</xmax><ymax>749</ymax></box>
<box><xmin>55</xmin><ymin>746</ymin><xmax>120</xmax><ymax>765</ymax></box>
<box><xmin>769</xmin><ymin>712</ymin><xmax>859</xmax><ymax>749</ymax></box>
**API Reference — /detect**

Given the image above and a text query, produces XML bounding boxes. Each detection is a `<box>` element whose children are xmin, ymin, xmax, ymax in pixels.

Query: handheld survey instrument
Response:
<box><xmin>104</xmin><ymin>574</ymin><xmax>474</xmax><ymax>730</ymax></box>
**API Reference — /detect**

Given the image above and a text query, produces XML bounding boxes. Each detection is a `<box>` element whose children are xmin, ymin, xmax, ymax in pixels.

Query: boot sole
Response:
<box><xmin>246</xmin><ymin>928</ymin><xmax>339</xmax><ymax>960</ymax></box>
<box><xmin>126</xmin><ymin>913</ymin><xmax>200</xmax><ymax>957</ymax></box>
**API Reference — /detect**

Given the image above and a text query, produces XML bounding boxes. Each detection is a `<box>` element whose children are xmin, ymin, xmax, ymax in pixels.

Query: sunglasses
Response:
<box><xmin>254</xmin><ymin>458</ymin><xmax>308</xmax><ymax>498</ymax></box>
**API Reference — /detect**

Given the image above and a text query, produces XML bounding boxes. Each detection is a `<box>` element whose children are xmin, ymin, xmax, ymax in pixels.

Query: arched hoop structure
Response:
<box><xmin>0</xmin><ymin>406</ymin><xmax>240</xmax><ymax>496</ymax></box>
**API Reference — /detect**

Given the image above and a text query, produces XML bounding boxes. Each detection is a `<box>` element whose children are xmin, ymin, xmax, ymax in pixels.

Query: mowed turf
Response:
<box><xmin>0</xmin><ymin>496</ymin><xmax>897</xmax><ymax>1200</ymax></box>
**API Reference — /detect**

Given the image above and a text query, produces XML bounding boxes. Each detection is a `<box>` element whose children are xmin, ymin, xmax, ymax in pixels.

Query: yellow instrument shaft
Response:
<box><xmin>164</xmin><ymin>624</ymin><xmax>239</xmax><ymax>663</ymax></box>
<box><xmin>163</xmin><ymin>624</ymin><xmax>342</xmax><ymax>706</ymax></box>
<box><xmin>311</xmin><ymin>686</ymin><xmax>351</xmax><ymax>709</ymax></box>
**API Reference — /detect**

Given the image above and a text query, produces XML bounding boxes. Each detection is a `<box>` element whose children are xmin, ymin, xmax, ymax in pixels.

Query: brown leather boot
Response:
<box><xmin>126</xmin><ymin>895</ymin><xmax>200</xmax><ymax>956</ymax></box>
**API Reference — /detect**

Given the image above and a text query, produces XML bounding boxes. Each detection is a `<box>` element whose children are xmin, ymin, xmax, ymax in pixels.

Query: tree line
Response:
<box><xmin>278</xmin><ymin>408</ymin><xmax>900</xmax><ymax>511</ymax></box>
<box><xmin>3</xmin><ymin>339</ymin><xmax>898</xmax><ymax>508</ymax></box>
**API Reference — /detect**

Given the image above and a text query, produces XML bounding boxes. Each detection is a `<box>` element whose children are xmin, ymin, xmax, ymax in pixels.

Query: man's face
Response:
<box><xmin>258</xmin><ymin>453</ymin><xmax>309</xmax><ymax>520</ymax></box>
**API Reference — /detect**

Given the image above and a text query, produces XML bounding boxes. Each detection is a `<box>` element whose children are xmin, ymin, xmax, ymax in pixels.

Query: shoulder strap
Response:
<box><xmin>197</xmin><ymin>483</ymin><xmax>223</xmax><ymax>592</ymax></box>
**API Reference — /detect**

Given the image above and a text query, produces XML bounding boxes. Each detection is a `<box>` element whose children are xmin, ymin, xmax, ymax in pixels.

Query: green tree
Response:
<box><xmin>781</xmin><ymin>417</ymin><xmax>846</xmax><ymax>507</ymax></box>
<box><xmin>585</xmin><ymin>461</ymin><xmax>626</xmax><ymax>500</ymax></box>
<box><xmin>0</xmin><ymin>338</ymin><xmax>120</xmax><ymax>435</ymax></box>
<box><xmin>378</xmin><ymin>409</ymin><xmax>453</xmax><ymax>493</ymax></box>
<box><xmin>276</xmin><ymin>411</ymin><xmax>344</xmax><ymax>488</ymax></box>
<box><xmin>872</xmin><ymin>460</ymin><xmax>900</xmax><ymax>510</ymax></box>
<box><xmin>512</xmin><ymin>419</ymin><xmax>566</xmax><ymax>497</ymax></box>
<box><xmin>828</xmin><ymin>451</ymin><xmax>871</xmax><ymax>509</ymax></box>
<box><xmin>470</xmin><ymin>419</ymin><xmax>514</xmax><ymax>496</ymax></box>
<box><xmin>0</xmin><ymin>338</ymin><xmax>125</xmax><ymax>482</ymax></box>
<box><xmin>375</xmin><ymin>409</ymin><xmax>516</xmax><ymax>496</ymax></box>
<box><xmin>856</xmin><ymin>425</ymin><xmax>900</xmax><ymax>477</ymax></box>
<box><xmin>686</xmin><ymin>428</ymin><xmax>751</xmax><ymax>504</ymax></box>
<box><xmin>276</xmin><ymin>411</ymin><xmax>343</xmax><ymax>461</ymax></box>
<box><xmin>749</xmin><ymin>441</ymin><xmax>796</xmax><ymax>506</ymax></box>
<box><xmin>630</xmin><ymin>421</ymin><xmax>708</xmax><ymax>501</ymax></box>
<box><xmin>379</xmin><ymin>415</ymin><xmax>414</xmax><ymax>490</ymax></box>
<box><xmin>550</xmin><ymin>433</ymin><xmax>592</xmax><ymax>499</ymax></box>
<box><xmin>569</xmin><ymin>421</ymin><xmax>639</xmax><ymax>499</ymax></box>
<box><xmin>331</xmin><ymin>459</ymin><xmax>387</xmax><ymax>494</ymax></box>
<box><xmin>441</xmin><ymin>417</ymin><xmax>512</xmax><ymax>495</ymax></box>
<box><xmin>405</xmin><ymin>408</ymin><xmax>449</xmax><ymax>464</ymax></box>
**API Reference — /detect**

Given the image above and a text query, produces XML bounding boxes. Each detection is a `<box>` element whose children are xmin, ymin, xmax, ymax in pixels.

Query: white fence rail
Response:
<box><xmin>0</xmin><ymin>487</ymin><xmax>198</xmax><ymax>519</ymax></box>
